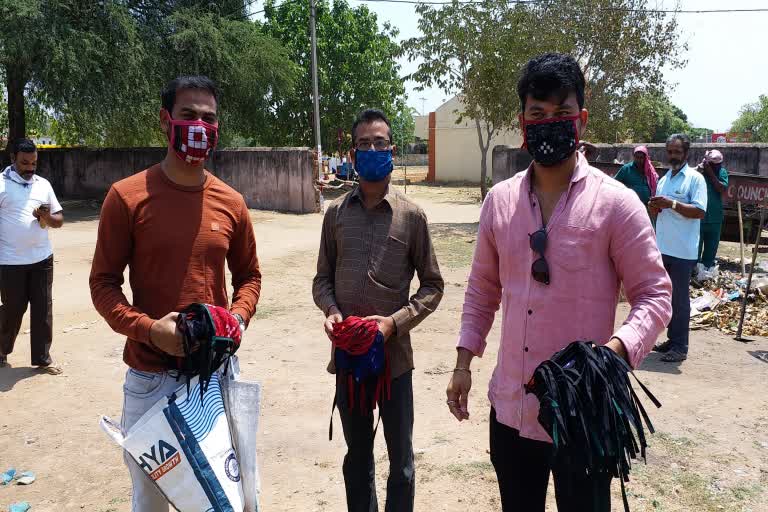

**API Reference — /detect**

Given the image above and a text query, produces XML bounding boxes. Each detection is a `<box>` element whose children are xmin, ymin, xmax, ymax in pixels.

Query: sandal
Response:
<box><xmin>653</xmin><ymin>341</ymin><xmax>673</xmax><ymax>353</ymax></box>
<box><xmin>36</xmin><ymin>365</ymin><xmax>63</xmax><ymax>375</ymax></box>
<box><xmin>660</xmin><ymin>351</ymin><xmax>687</xmax><ymax>363</ymax></box>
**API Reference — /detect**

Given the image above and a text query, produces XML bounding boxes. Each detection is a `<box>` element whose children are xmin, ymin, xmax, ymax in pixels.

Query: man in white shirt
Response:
<box><xmin>0</xmin><ymin>138</ymin><xmax>64</xmax><ymax>373</ymax></box>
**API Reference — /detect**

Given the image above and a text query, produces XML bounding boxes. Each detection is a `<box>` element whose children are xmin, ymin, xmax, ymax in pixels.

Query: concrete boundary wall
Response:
<box><xmin>2</xmin><ymin>147</ymin><xmax>318</xmax><ymax>213</ymax></box>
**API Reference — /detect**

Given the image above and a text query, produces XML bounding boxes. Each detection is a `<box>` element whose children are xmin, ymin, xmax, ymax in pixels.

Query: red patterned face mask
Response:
<box><xmin>167</xmin><ymin>117</ymin><xmax>219</xmax><ymax>165</ymax></box>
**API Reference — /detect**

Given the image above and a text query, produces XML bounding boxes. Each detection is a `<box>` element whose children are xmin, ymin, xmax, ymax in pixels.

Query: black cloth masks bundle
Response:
<box><xmin>175</xmin><ymin>303</ymin><xmax>242</xmax><ymax>401</ymax></box>
<box><xmin>524</xmin><ymin>341</ymin><xmax>662</xmax><ymax>512</ymax></box>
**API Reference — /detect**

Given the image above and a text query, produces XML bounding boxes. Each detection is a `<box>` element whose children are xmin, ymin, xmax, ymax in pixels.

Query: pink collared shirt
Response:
<box><xmin>457</xmin><ymin>153</ymin><xmax>672</xmax><ymax>443</ymax></box>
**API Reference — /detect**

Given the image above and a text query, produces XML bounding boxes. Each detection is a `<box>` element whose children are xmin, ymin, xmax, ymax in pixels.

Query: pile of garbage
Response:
<box><xmin>689</xmin><ymin>258</ymin><xmax>768</xmax><ymax>336</ymax></box>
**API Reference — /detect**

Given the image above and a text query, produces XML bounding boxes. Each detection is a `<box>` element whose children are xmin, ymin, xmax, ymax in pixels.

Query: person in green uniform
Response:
<box><xmin>614</xmin><ymin>145</ymin><xmax>658</xmax><ymax>211</ymax></box>
<box><xmin>697</xmin><ymin>149</ymin><xmax>729</xmax><ymax>273</ymax></box>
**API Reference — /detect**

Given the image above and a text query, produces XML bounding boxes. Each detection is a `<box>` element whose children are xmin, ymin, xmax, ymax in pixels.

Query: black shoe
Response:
<box><xmin>661</xmin><ymin>350</ymin><xmax>687</xmax><ymax>363</ymax></box>
<box><xmin>653</xmin><ymin>341</ymin><xmax>673</xmax><ymax>353</ymax></box>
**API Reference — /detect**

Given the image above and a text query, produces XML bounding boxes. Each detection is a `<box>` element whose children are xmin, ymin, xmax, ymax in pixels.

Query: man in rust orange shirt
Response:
<box><xmin>89</xmin><ymin>75</ymin><xmax>261</xmax><ymax>510</ymax></box>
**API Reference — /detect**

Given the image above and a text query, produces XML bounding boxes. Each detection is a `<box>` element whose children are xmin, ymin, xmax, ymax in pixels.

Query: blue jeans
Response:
<box><xmin>662</xmin><ymin>255</ymin><xmax>697</xmax><ymax>355</ymax></box>
<box><xmin>121</xmin><ymin>369</ymin><xmax>182</xmax><ymax>511</ymax></box>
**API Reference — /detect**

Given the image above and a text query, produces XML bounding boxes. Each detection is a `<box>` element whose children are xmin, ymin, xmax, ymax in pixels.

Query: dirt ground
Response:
<box><xmin>1</xmin><ymin>183</ymin><xmax>766</xmax><ymax>512</ymax></box>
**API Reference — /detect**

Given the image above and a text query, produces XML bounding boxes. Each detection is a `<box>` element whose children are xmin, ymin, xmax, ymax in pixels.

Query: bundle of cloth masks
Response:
<box><xmin>328</xmin><ymin>316</ymin><xmax>391</xmax><ymax>438</ymax></box>
<box><xmin>175</xmin><ymin>303</ymin><xmax>242</xmax><ymax>401</ymax></box>
<box><xmin>524</xmin><ymin>341</ymin><xmax>661</xmax><ymax>512</ymax></box>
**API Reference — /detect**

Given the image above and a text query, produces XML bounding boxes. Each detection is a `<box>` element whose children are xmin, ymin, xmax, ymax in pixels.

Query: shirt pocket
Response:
<box><xmin>549</xmin><ymin>225</ymin><xmax>595</xmax><ymax>272</ymax></box>
<box><xmin>370</xmin><ymin>235</ymin><xmax>408</xmax><ymax>289</ymax></box>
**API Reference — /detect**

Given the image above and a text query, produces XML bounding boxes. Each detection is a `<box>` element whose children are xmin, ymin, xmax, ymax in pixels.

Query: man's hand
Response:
<box><xmin>363</xmin><ymin>315</ymin><xmax>395</xmax><ymax>341</ymax></box>
<box><xmin>446</xmin><ymin>369</ymin><xmax>471</xmax><ymax>421</ymax></box>
<box><xmin>149</xmin><ymin>312</ymin><xmax>185</xmax><ymax>357</ymax></box>
<box><xmin>33</xmin><ymin>205</ymin><xmax>50</xmax><ymax>220</ymax></box>
<box><xmin>605</xmin><ymin>337</ymin><xmax>629</xmax><ymax>363</ymax></box>
<box><xmin>649</xmin><ymin>196</ymin><xmax>673</xmax><ymax>210</ymax></box>
<box><xmin>324</xmin><ymin>306</ymin><xmax>343</xmax><ymax>340</ymax></box>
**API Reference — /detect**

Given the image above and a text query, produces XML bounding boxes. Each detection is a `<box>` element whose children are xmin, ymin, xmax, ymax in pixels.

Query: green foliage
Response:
<box><xmin>403</xmin><ymin>0</ymin><xmax>525</xmax><ymax>197</ymax></box>
<box><xmin>405</xmin><ymin>0</ymin><xmax>686</xmax><ymax>193</ymax></box>
<box><xmin>731</xmin><ymin>95</ymin><xmax>768</xmax><ymax>142</ymax></box>
<box><xmin>0</xmin><ymin>0</ymin><xmax>297</xmax><ymax>147</ymax></box>
<box><xmin>391</xmin><ymin>102</ymin><xmax>416</xmax><ymax>157</ymax></box>
<box><xmin>531</xmin><ymin>0</ymin><xmax>686</xmax><ymax>142</ymax></box>
<box><xmin>141</xmin><ymin>6</ymin><xmax>298</xmax><ymax>147</ymax></box>
<box><xmin>621</xmin><ymin>93</ymin><xmax>690</xmax><ymax>142</ymax></box>
<box><xmin>262</xmin><ymin>0</ymin><xmax>406</xmax><ymax>151</ymax></box>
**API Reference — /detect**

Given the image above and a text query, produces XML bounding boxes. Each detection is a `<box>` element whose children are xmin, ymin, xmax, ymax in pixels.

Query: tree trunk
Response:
<box><xmin>5</xmin><ymin>64</ymin><xmax>27</xmax><ymax>152</ymax></box>
<box><xmin>475</xmin><ymin>117</ymin><xmax>489</xmax><ymax>199</ymax></box>
<box><xmin>480</xmin><ymin>144</ymin><xmax>488</xmax><ymax>199</ymax></box>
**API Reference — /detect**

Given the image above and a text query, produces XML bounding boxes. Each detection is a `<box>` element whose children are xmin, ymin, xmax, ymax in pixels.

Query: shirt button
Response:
<box><xmin>524</xmin><ymin>347</ymin><xmax>529</xmax><ymax>352</ymax></box>
<box><xmin>528</xmin><ymin>309</ymin><xmax>533</xmax><ymax>315</ymax></box>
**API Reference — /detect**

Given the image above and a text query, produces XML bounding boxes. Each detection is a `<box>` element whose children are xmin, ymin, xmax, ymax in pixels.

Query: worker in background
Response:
<box><xmin>696</xmin><ymin>149</ymin><xmax>729</xmax><ymax>279</ymax></box>
<box><xmin>650</xmin><ymin>133</ymin><xmax>707</xmax><ymax>363</ymax></box>
<box><xmin>614</xmin><ymin>145</ymin><xmax>658</xmax><ymax>215</ymax></box>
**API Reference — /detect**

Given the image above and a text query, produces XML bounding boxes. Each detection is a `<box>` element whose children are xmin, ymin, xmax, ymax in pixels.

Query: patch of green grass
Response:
<box><xmin>432</xmin><ymin>432</ymin><xmax>450</xmax><ymax>445</ymax></box>
<box><xmin>651</xmin><ymin>431</ymin><xmax>696</xmax><ymax>457</ymax></box>
<box><xmin>254</xmin><ymin>304</ymin><xmax>284</xmax><ymax>320</ymax></box>
<box><xmin>431</xmin><ymin>222</ymin><xmax>478</xmax><ymax>269</ymax></box>
<box><xmin>443</xmin><ymin>460</ymin><xmax>494</xmax><ymax>479</ymax></box>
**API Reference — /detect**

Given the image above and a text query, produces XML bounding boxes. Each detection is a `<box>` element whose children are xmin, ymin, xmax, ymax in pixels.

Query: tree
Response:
<box><xmin>0</xmin><ymin>0</ymin><xmax>297</xmax><ymax>148</ymax></box>
<box><xmin>0</xmin><ymin>0</ymin><xmax>148</xmax><ymax>149</ymax></box>
<box><xmin>621</xmin><ymin>93</ymin><xmax>690</xmax><ymax>142</ymax></box>
<box><xmin>403</xmin><ymin>0</ymin><xmax>524</xmax><ymax>198</ymax></box>
<box><xmin>405</xmin><ymin>0</ymin><xmax>685</xmax><ymax>195</ymax></box>
<box><xmin>137</xmin><ymin>5</ymin><xmax>298</xmax><ymax>147</ymax></box>
<box><xmin>731</xmin><ymin>95</ymin><xmax>768</xmax><ymax>142</ymax></box>
<box><xmin>262</xmin><ymin>0</ymin><xmax>406</xmax><ymax>151</ymax></box>
<box><xmin>531</xmin><ymin>0</ymin><xmax>686</xmax><ymax>143</ymax></box>
<box><xmin>391</xmin><ymin>101</ymin><xmax>416</xmax><ymax>160</ymax></box>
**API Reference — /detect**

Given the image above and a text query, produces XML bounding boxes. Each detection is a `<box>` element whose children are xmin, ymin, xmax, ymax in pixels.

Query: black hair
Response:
<box><xmin>11</xmin><ymin>138</ymin><xmax>36</xmax><ymax>155</ymax></box>
<box><xmin>517</xmin><ymin>53</ymin><xmax>586</xmax><ymax>112</ymax></box>
<box><xmin>161</xmin><ymin>75</ymin><xmax>219</xmax><ymax>113</ymax></box>
<box><xmin>351</xmin><ymin>109</ymin><xmax>392</xmax><ymax>143</ymax></box>
<box><xmin>666</xmin><ymin>133</ymin><xmax>691</xmax><ymax>154</ymax></box>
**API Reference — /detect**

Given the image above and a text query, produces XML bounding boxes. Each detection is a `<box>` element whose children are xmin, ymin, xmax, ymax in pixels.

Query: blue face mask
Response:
<box><xmin>354</xmin><ymin>149</ymin><xmax>393</xmax><ymax>182</ymax></box>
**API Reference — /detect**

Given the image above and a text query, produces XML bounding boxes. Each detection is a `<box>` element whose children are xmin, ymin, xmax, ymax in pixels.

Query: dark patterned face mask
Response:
<box><xmin>523</xmin><ymin>116</ymin><xmax>580</xmax><ymax>166</ymax></box>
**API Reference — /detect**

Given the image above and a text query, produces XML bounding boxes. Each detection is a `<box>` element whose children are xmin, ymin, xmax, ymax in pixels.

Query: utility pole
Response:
<box><xmin>419</xmin><ymin>97</ymin><xmax>427</xmax><ymax>116</ymax></box>
<box><xmin>310</xmin><ymin>0</ymin><xmax>322</xmax><ymax>180</ymax></box>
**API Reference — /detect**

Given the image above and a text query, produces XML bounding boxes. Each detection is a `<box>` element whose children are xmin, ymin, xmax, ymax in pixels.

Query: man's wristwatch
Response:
<box><xmin>233</xmin><ymin>313</ymin><xmax>246</xmax><ymax>333</ymax></box>
<box><xmin>671</xmin><ymin>200</ymin><xmax>677</xmax><ymax>211</ymax></box>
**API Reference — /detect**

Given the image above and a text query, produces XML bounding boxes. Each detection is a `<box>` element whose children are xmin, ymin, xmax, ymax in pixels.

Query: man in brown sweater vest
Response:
<box><xmin>89</xmin><ymin>76</ymin><xmax>261</xmax><ymax>510</ymax></box>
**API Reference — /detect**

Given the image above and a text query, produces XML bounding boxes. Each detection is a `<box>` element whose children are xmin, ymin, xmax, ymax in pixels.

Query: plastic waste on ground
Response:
<box><xmin>695</xmin><ymin>263</ymin><xmax>719</xmax><ymax>282</ymax></box>
<box><xmin>8</xmin><ymin>502</ymin><xmax>31</xmax><ymax>512</ymax></box>
<box><xmin>690</xmin><ymin>257</ymin><xmax>768</xmax><ymax>336</ymax></box>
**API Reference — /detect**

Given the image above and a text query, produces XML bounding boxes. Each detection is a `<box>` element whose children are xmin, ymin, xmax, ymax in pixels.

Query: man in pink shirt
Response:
<box><xmin>445</xmin><ymin>53</ymin><xmax>672</xmax><ymax>511</ymax></box>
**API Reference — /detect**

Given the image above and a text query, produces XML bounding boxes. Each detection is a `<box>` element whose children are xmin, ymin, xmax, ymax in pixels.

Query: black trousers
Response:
<box><xmin>0</xmin><ymin>256</ymin><xmax>54</xmax><ymax>366</ymax></box>
<box><xmin>490</xmin><ymin>408</ymin><xmax>612</xmax><ymax>512</ymax></box>
<box><xmin>662</xmin><ymin>254</ymin><xmax>697</xmax><ymax>355</ymax></box>
<box><xmin>337</xmin><ymin>370</ymin><xmax>415</xmax><ymax>512</ymax></box>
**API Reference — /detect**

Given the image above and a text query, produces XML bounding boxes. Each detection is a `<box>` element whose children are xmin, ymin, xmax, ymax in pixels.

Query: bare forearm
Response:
<box><xmin>675</xmin><ymin>203</ymin><xmax>705</xmax><ymax>219</ymax></box>
<box><xmin>705</xmin><ymin>171</ymin><xmax>727</xmax><ymax>193</ymax></box>
<box><xmin>455</xmin><ymin>347</ymin><xmax>475</xmax><ymax>369</ymax></box>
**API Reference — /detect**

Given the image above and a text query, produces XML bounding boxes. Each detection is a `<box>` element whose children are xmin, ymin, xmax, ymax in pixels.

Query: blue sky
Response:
<box><xmin>255</xmin><ymin>0</ymin><xmax>768</xmax><ymax>131</ymax></box>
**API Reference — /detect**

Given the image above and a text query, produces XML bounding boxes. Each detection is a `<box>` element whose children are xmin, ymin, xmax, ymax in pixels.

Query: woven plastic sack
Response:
<box><xmin>100</xmin><ymin>372</ymin><xmax>245</xmax><ymax>511</ymax></box>
<box><xmin>221</xmin><ymin>356</ymin><xmax>262</xmax><ymax>512</ymax></box>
